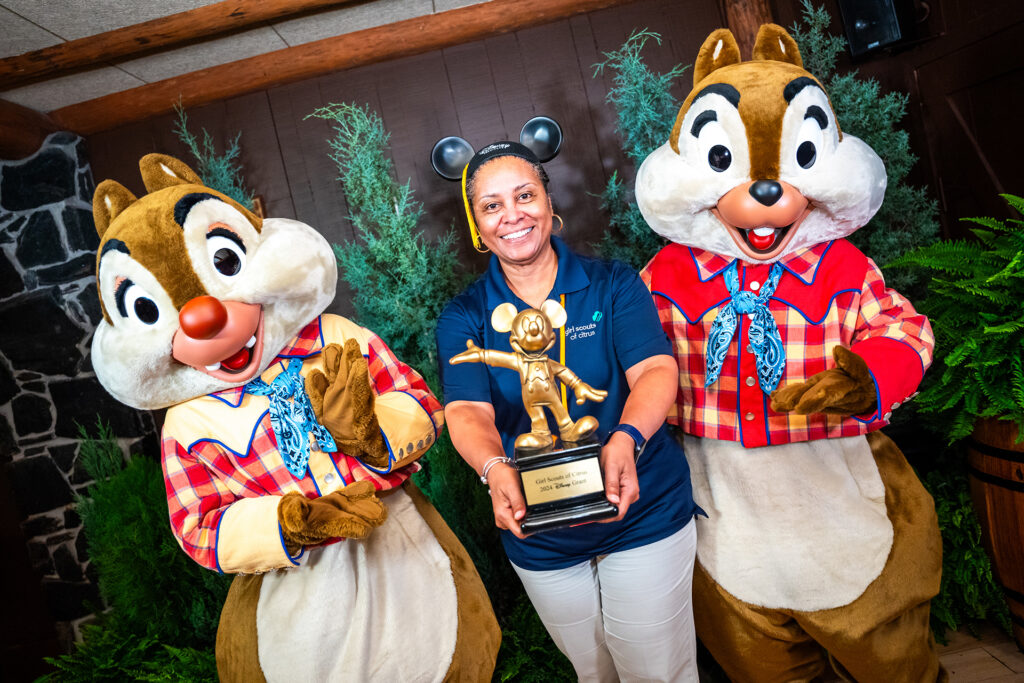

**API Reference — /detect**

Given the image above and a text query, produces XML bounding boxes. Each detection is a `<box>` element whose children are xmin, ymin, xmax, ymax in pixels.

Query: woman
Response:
<box><xmin>436</xmin><ymin>142</ymin><xmax>702</xmax><ymax>682</ymax></box>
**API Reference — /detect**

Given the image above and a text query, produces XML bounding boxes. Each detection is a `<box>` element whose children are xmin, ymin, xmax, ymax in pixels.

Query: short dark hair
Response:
<box><xmin>465</xmin><ymin>149</ymin><xmax>550</xmax><ymax>208</ymax></box>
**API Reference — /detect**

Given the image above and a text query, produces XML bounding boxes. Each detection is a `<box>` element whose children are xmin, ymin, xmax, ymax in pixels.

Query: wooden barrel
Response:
<box><xmin>968</xmin><ymin>418</ymin><xmax>1024</xmax><ymax>652</ymax></box>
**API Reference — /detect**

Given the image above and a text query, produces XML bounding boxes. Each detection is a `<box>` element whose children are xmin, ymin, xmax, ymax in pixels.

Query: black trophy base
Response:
<box><xmin>515</xmin><ymin>436</ymin><xmax>618</xmax><ymax>535</ymax></box>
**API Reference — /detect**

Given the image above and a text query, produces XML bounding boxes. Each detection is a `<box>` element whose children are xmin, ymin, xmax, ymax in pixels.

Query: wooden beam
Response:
<box><xmin>0</xmin><ymin>0</ymin><xmax>361</xmax><ymax>90</ymax></box>
<box><xmin>50</xmin><ymin>0</ymin><xmax>632</xmax><ymax>136</ymax></box>
<box><xmin>720</xmin><ymin>0</ymin><xmax>773</xmax><ymax>59</ymax></box>
<box><xmin>0</xmin><ymin>100</ymin><xmax>59</xmax><ymax>160</ymax></box>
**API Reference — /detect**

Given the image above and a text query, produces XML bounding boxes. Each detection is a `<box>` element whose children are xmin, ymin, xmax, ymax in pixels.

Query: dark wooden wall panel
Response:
<box><xmin>82</xmin><ymin>0</ymin><xmax>733</xmax><ymax>318</ymax></box>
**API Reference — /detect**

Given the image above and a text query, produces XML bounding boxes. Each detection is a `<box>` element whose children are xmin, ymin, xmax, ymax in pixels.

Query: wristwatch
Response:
<box><xmin>605</xmin><ymin>424</ymin><xmax>646</xmax><ymax>461</ymax></box>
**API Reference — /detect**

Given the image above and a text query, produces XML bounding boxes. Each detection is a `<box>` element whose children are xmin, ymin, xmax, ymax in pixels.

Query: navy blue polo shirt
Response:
<box><xmin>437</xmin><ymin>236</ymin><xmax>698</xmax><ymax>570</ymax></box>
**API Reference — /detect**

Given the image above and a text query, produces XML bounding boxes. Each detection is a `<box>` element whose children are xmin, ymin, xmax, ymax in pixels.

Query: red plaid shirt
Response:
<box><xmin>161</xmin><ymin>316</ymin><xmax>443</xmax><ymax>571</ymax></box>
<box><xmin>640</xmin><ymin>239</ymin><xmax>933</xmax><ymax>448</ymax></box>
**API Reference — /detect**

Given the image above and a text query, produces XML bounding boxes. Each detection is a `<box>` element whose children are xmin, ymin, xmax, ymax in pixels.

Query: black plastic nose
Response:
<box><xmin>749</xmin><ymin>180</ymin><xmax>783</xmax><ymax>206</ymax></box>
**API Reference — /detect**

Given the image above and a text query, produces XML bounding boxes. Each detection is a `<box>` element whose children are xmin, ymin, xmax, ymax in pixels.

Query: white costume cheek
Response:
<box><xmin>636</xmin><ymin>143</ymin><xmax>741</xmax><ymax>257</ymax></box>
<box><xmin>785</xmin><ymin>134</ymin><xmax>887</xmax><ymax>252</ymax></box>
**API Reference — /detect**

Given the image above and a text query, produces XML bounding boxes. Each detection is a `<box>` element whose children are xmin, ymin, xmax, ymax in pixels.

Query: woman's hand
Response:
<box><xmin>486</xmin><ymin>462</ymin><xmax>528</xmax><ymax>539</ymax></box>
<box><xmin>599</xmin><ymin>432</ymin><xmax>640</xmax><ymax>523</ymax></box>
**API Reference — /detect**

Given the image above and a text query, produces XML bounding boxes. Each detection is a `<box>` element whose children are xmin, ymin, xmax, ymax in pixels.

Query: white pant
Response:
<box><xmin>511</xmin><ymin>521</ymin><xmax>698</xmax><ymax>682</ymax></box>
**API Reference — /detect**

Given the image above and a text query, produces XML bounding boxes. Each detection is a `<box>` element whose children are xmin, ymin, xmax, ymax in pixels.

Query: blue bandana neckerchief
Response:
<box><xmin>246</xmin><ymin>358</ymin><xmax>337</xmax><ymax>478</ymax></box>
<box><xmin>705</xmin><ymin>261</ymin><xmax>786</xmax><ymax>393</ymax></box>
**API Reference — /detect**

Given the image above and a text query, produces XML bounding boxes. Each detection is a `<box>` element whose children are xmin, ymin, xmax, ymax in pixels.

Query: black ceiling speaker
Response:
<box><xmin>837</xmin><ymin>0</ymin><xmax>903</xmax><ymax>57</ymax></box>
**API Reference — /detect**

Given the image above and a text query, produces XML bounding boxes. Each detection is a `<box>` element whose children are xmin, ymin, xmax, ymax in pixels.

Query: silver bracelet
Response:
<box><xmin>480</xmin><ymin>456</ymin><xmax>512</xmax><ymax>484</ymax></box>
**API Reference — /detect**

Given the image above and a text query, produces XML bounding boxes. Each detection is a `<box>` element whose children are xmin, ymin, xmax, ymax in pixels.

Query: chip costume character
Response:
<box><xmin>89</xmin><ymin>154</ymin><xmax>499</xmax><ymax>682</ymax></box>
<box><xmin>635</xmin><ymin>25</ymin><xmax>945</xmax><ymax>682</ymax></box>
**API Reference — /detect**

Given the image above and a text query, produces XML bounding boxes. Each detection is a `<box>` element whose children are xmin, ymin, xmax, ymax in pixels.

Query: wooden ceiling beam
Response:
<box><xmin>0</xmin><ymin>0</ymin><xmax>361</xmax><ymax>90</ymax></box>
<box><xmin>49</xmin><ymin>0</ymin><xmax>631</xmax><ymax>136</ymax></box>
<box><xmin>0</xmin><ymin>100</ymin><xmax>59</xmax><ymax>160</ymax></box>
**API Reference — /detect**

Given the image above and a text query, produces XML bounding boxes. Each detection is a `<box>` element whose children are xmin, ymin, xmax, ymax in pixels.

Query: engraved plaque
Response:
<box><xmin>516</xmin><ymin>437</ymin><xmax>618</xmax><ymax>535</ymax></box>
<box><xmin>520</xmin><ymin>458</ymin><xmax>604</xmax><ymax>506</ymax></box>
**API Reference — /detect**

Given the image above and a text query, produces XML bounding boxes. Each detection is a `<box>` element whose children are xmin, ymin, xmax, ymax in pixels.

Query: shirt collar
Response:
<box><xmin>484</xmin><ymin>235</ymin><xmax>590</xmax><ymax>308</ymax></box>
<box><xmin>688</xmin><ymin>241</ymin><xmax>833</xmax><ymax>286</ymax></box>
<box><xmin>208</xmin><ymin>316</ymin><xmax>325</xmax><ymax>407</ymax></box>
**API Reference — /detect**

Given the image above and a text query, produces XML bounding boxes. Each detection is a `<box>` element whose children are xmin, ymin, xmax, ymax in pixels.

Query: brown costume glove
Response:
<box><xmin>305</xmin><ymin>339</ymin><xmax>389</xmax><ymax>467</ymax></box>
<box><xmin>277</xmin><ymin>480</ymin><xmax>387</xmax><ymax>554</ymax></box>
<box><xmin>770</xmin><ymin>345</ymin><xmax>877</xmax><ymax>416</ymax></box>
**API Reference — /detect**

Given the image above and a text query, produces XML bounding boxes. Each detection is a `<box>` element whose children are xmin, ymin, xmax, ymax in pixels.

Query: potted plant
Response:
<box><xmin>890</xmin><ymin>193</ymin><xmax>1024</xmax><ymax>650</ymax></box>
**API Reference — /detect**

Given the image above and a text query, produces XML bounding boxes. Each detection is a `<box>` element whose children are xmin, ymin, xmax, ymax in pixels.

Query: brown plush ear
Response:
<box><xmin>752</xmin><ymin>24</ymin><xmax>803</xmax><ymax>68</ymax></box>
<box><xmin>693</xmin><ymin>28</ymin><xmax>742</xmax><ymax>85</ymax></box>
<box><xmin>93</xmin><ymin>180</ymin><xmax>138</xmax><ymax>239</ymax></box>
<box><xmin>139</xmin><ymin>154</ymin><xmax>204</xmax><ymax>193</ymax></box>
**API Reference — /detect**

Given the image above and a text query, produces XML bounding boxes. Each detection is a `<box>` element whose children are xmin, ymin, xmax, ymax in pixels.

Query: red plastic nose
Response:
<box><xmin>178</xmin><ymin>296</ymin><xmax>228</xmax><ymax>340</ymax></box>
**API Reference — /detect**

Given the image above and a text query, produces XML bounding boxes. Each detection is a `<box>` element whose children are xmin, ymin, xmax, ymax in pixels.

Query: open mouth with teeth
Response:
<box><xmin>200</xmin><ymin>312</ymin><xmax>266</xmax><ymax>382</ymax></box>
<box><xmin>741</xmin><ymin>224</ymin><xmax>793</xmax><ymax>253</ymax></box>
<box><xmin>500</xmin><ymin>226</ymin><xmax>534</xmax><ymax>241</ymax></box>
<box><xmin>713</xmin><ymin>205</ymin><xmax>812</xmax><ymax>261</ymax></box>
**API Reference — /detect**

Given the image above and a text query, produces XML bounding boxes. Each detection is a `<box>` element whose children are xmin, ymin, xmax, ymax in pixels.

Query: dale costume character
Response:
<box><xmin>635</xmin><ymin>25</ymin><xmax>945</xmax><ymax>682</ymax></box>
<box><xmin>89</xmin><ymin>154</ymin><xmax>500</xmax><ymax>682</ymax></box>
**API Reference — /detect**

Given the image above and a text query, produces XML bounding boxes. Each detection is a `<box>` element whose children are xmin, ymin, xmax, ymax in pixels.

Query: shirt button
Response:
<box><xmin>324</xmin><ymin>473</ymin><xmax>336</xmax><ymax>484</ymax></box>
<box><xmin>745</xmin><ymin>376</ymin><xmax>756</xmax><ymax>387</ymax></box>
<box><xmin>883</xmin><ymin>412</ymin><xmax>893</xmax><ymax>421</ymax></box>
<box><xmin>746</xmin><ymin>344</ymin><xmax>754</xmax><ymax>353</ymax></box>
<box><xmin>890</xmin><ymin>402</ymin><xmax>901</xmax><ymax>410</ymax></box>
<box><xmin>749</xmin><ymin>281</ymin><xmax>760</xmax><ymax>291</ymax></box>
<box><xmin>744</xmin><ymin>412</ymin><xmax>755</xmax><ymax>421</ymax></box>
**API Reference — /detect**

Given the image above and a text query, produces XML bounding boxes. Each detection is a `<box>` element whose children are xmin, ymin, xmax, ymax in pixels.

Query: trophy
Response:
<box><xmin>450</xmin><ymin>300</ymin><xmax>619</xmax><ymax>534</ymax></box>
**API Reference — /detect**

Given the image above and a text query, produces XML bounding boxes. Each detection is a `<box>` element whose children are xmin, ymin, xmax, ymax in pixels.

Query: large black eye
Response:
<box><xmin>133</xmin><ymin>297</ymin><xmax>159</xmax><ymax>324</ymax></box>
<box><xmin>207</xmin><ymin>230</ymin><xmax>246</xmax><ymax>277</ymax></box>
<box><xmin>115</xmin><ymin>279</ymin><xmax>162</xmax><ymax>326</ymax></box>
<box><xmin>797</xmin><ymin>141</ymin><xmax>817</xmax><ymax>169</ymax></box>
<box><xmin>213</xmin><ymin>248</ymin><xmax>242</xmax><ymax>276</ymax></box>
<box><xmin>708</xmin><ymin>145</ymin><xmax>732</xmax><ymax>172</ymax></box>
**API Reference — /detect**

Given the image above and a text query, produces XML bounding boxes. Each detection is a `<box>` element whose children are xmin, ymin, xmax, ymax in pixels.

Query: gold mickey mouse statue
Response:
<box><xmin>451</xmin><ymin>300</ymin><xmax>607</xmax><ymax>451</ymax></box>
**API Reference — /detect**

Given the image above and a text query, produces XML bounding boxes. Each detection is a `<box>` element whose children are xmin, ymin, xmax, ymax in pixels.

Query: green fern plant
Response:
<box><xmin>889</xmin><ymin>194</ymin><xmax>1024</xmax><ymax>442</ymax></box>
<box><xmin>923</xmin><ymin>466</ymin><xmax>1013</xmax><ymax>641</ymax></box>
<box><xmin>592</xmin><ymin>29</ymin><xmax>685</xmax><ymax>269</ymax></box>
<box><xmin>173</xmin><ymin>102</ymin><xmax>254</xmax><ymax>210</ymax></box>
<box><xmin>41</xmin><ymin>421</ymin><xmax>229</xmax><ymax>681</ymax></box>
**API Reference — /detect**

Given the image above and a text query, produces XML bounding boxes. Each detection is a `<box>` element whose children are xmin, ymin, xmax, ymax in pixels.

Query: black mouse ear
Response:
<box><xmin>520</xmin><ymin>116</ymin><xmax>562</xmax><ymax>162</ymax></box>
<box><xmin>431</xmin><ymin>136</ymin><xmax>475</xmax><ymax>180</ymax></box>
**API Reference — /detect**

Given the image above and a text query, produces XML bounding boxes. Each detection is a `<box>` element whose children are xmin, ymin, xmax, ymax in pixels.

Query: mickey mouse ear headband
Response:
<box><xmin>430</xmin><ymin>116</ymin><xmax>562</xmax><ymax>252</ymax></box>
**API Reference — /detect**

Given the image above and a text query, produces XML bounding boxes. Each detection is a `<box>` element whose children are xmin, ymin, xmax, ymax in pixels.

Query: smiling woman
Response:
<box><xmin>436</xmin><ymin>140</ymin><xmax>703</xmax><ymax>681</ymax></box>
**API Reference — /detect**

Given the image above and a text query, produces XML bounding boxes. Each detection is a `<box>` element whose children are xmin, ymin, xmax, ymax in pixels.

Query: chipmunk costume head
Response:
<box><xmin>88</xmin><ymin>154</ymin><xmax>499</xmax><ymax>682</ymax></box>
<box><xmin>637</xmin><ymin>25</ymin><xmax>946</xmax><ymax>683</ymax></box>
<box><xmin>91</xmin><ymin>153</ymin><xmax>336</xmax><ymax>409</ymax></box>
<box><xmin>636</xmin><ymin>24</ymin><xmax>886</xmax><ymax>262</ymax></box>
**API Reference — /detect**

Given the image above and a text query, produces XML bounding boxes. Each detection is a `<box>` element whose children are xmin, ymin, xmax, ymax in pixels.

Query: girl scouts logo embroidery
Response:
<box><xmin>567</xmin><ymin>312</ymin><xmax>602</xmax><ymax>340</ymax></box>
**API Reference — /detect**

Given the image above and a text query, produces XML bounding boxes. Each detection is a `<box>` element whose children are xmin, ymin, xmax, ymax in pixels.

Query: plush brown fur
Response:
<box><xmin>91</xmin><ymin>154</ymin><xmax>263</xmax><ymax>321</ymax></box>
<box><xmin>770</xmin><ymin>345</ymin><xmax>877</xmax><ymax>415</ymax></box>
<box><xmin>669</xmin><ymin>24</ymin><xmax>832</xmax><ymax>180</ymax></box>
<box><xmin>215</xmin><ymin>573</ymin><xmax>267</xmax><ymax>683</ymax></box>
<box><xmin>692</xmin><ymin>431</ymin><xmax>945</xmax><ymax>683</ymax></box>
<box><xmin>305</xmin><ymin>339</ymin><xmax>390</xmax><ymax>467</ymax></box>
<box><xmin>217</xmin><ymin>482</ymin><xmax>500</xmax><ymax>683</ymax></box>
<box><xmin>277</xmin><ymin>480</ymin><xmax>388</xmax><ymax>552</ymax></box>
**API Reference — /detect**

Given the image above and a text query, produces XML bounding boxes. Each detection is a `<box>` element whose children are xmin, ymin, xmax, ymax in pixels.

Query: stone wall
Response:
<box><xmin>0</xmin><ymin>132</ymin><xmax>159</xmax><ymax>642</ymax></box>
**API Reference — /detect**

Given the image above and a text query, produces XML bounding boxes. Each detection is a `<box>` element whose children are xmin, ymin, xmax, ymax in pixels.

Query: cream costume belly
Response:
<box><xmin>684</xmin><ymin>434</ymin><xmax>894</xmax><ymax>611</ymax></box>
<box><xmin>256</xmin><ymin>487</ymin><xmax>459</xmax><ymax>682</ymax></box>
